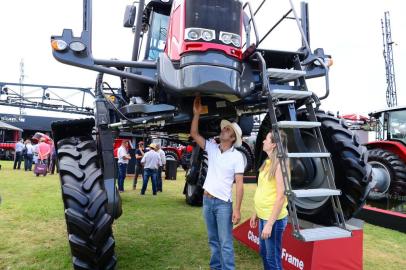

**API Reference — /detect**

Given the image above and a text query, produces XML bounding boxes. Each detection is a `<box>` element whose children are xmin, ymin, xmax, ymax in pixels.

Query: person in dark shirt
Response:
<box><xmin>133</xmin><ymin>141</ymin><xmax>145</xmax><ymax>190</ymax></box>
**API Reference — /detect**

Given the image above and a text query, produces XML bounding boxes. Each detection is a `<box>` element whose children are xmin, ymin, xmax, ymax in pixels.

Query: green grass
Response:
<box><xmin>0</xmin><ymin>160</ymin><xmax>405</xmax><ymax>269</ymax></box>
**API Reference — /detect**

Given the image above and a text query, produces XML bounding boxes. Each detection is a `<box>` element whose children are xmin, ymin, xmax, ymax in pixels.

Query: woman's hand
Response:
<box><xmin>249</xmin><ymin>213</ymin><xmax>258</xmax><ymax>228</ymax></box>
<box><xmin>261</xmin><ymin>221</ymin><xmax>273</xmax><ymax>239</ymax></box>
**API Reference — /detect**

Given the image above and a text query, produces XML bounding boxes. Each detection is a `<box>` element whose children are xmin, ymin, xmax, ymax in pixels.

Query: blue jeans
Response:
<box><xmin>118</xmin><ymin>163</ymin><xmax>128</xmax><ymax>191</ymax></box>
<box><xmin>157</xmin><ymin>166</ymin><xmax>163</xmax><ymax>191</ymax></box>
<box><xmin>13</xmin><ymin>152</ymin><xmax>23</xmax><ymax>169</ymax></box>
<box><xmin>258</xmin><ymin>217</ymin><xmax>288</xmax><ymax>270</ymax></box>
<box><xmin>203</xmin><ymin>195</ymin><xmax>234</xmax><ymax>270</ymax></box>
<box><xmin>24</xmin><ymin>154</ymin><xmax>33</xmax><ymax>171</ymax></box>
<box><xmin>141</xmin><ymin>168</ymin><xmax>158</xmax><ymax>195</ymax></box>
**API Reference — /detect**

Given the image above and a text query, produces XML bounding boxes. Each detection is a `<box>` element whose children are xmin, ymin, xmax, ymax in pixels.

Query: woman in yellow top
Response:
<box><xmin>250</xmin><ymin>130</ymin><xmax>289</xmax><ymax>270</ymax></box>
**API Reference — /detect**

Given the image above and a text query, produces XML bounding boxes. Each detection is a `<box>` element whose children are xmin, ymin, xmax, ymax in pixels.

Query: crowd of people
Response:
<box><xmin>13</xmin><ymin>134</ymin><xmax>57</xmax><ymax>175</ymax></box>
<box><xmin>11</xmin><ymin>97</ymin><xmax>289</xmax><ymax>269</ymax></box>
<box><xmin>114</xmin><ymin>96</ymin><xmax>289</xmax><ymax>269</ymax></box>
<box><xmin>117</xmin><ymin>140</ymin><xmax>166</xmax><ymax>196</ymax></box>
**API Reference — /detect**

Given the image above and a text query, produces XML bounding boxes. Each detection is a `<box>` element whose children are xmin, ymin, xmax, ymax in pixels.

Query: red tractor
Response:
<box><xmin>50</xmin><ymin>0</ymin><xmax>373</xmax><ymax>268</ymax></box>
<box><xmin>367</xmin><ymin>106</ymin><xmax>406</xmax><ymax>199</ymax></box>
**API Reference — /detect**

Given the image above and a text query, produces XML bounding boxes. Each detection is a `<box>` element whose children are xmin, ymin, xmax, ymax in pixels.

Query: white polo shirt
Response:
<box><xmin>203</xmin><ymin>140</ymin><xmax>245</xmax><ymax>202</ymax></box>
<box><xmin>117</xmin><ymin>146</ymin><xmax>129</xmax><ymax>164</ymax></box>
<box><xmin>141</xmin><ymin>150</ymin><xmax>162</xmax><ymax>170</ymax></box>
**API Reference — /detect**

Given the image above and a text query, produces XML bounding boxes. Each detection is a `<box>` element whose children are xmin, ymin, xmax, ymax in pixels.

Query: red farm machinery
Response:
<box><xmin>49</xmin><ymin>0</ymin><xmax>374</xmax><ymax>268</ymax></box>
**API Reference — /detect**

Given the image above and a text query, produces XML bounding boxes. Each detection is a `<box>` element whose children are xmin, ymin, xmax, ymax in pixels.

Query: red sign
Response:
<box><xmin>233</xmin><ymin>219</ymin><xmax>363</xmax><ymax>270</ymax></box>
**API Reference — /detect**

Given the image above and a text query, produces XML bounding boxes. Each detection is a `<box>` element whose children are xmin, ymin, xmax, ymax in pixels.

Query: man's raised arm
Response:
<box><xmin>190</xmin><ymin>96</ymin><xmax>206</xmax><ymax>150</ymax></box>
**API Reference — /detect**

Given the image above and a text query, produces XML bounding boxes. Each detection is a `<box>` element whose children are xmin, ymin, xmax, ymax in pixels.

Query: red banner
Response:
<box><xmin>233</xmin><ymin>219</ymin><xmax>363</xmax><ymax>270</ymax></box>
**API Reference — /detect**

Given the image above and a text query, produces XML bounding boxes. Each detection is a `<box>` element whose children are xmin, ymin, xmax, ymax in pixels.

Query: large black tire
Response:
<box><xmin>184</xmin><ymin>150</ymin><xmax>207</xmax><ymax>206</ymax></box>
<box><xmin>367</xmin><ymin>148</ymin><xmax>406</xmax><ymax>199</ymax></box>
<box><xmin>255</xmin><ymin>112</ymin><xmax>373</xmax><ymax>224</ymax></box>
<box><xmin>57</xmin><ymin>137</ymin><xmax>116</xmax><ymax>270</ymax></box>
<box><xmin>236</xmin><ymin>143</ymin><xmax>254</xmax><ymax>173</ymax></box>
<box><xmin>164</xmin><ymin>150</ymin><xmax>179</xmax><ymax>164</ymax></box>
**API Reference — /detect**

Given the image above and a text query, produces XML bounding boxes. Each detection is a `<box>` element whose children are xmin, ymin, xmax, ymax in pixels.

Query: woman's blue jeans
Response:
<box><xmin>203</xmin><ymin>195</ymin><xmax>234</xmax><ymax>270</ymax></box>
<box><xmin>258</xmin><ymin>217</ymin><xmax>288</xmax><ymax>270</ymax></box>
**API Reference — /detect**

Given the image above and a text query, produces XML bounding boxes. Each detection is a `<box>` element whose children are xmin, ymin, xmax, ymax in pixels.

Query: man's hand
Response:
<box><xmin>232</xmin><ymin>209</ymin><xmax>241</xmax><ymax>225</ymax></box>
<box><xmin>193</xmin><ymin>96</ymin><xmax>202</xmax><ymax>115</ymax></box>
<box><xmin>249</xmin><ymin>212</ymin><xmax>258</xmax><ymax>228</ymax></box>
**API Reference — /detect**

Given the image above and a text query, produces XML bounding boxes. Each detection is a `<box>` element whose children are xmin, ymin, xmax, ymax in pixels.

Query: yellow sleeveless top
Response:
<box><xmin>254</xmin><ymin>159</ymin><xmax>288</xmax><ymax>220</ymax></box>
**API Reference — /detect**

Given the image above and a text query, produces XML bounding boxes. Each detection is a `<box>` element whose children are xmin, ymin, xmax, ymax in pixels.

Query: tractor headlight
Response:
<box><xmin>231</xmin><ymin>36</ymin><xmax>241</xmax><ymax>47</ymax></box>
<box><xmin>201</xmin><ymin>30</ymin><xmax>215</xmax><ymax>41</ymax></box>
<box><xmin>51</xmin><ymin>39</ymin><xmax>68</xmax><ymax>51</ymax></box>
<box><xmin>69</xmin><ymin>41</ymin><xmax>86</xmax><ymax>52</ymax></box>
<box><xmin>187</xmin><ymin>29</ymin><xmax>200</xmax><ymax>40</ymax></box>
<box><xmin>185</xmin><ymin>28</ymin><xmax>215</xmax><ymax>42</ymax></box>
<box><xmin>220</xmin><ymin>33</ymin><xmax>232</xmax><ymax>44</ymax></box>
<box><xmin>220</xmin><ymin>31</ymin><xmax>241</xmax><ymax>47</ymax></box>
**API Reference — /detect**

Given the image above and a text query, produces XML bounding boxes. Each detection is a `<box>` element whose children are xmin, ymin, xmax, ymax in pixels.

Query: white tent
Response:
<box><xmin>0</xmin><ymin>120</ymin><xmax>23</xmax><ymax>132</ymax></box>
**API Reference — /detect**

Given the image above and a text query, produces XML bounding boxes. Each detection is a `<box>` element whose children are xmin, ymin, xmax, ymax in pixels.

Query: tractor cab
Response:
<box><xmin>370</xmin><ymin>106</ymin><xmax>406</xmax><ymax>145</ymax></box>
<box><xmin>122</xmin><ymin>0</ymin><xmax>258</xmax><ymax>103</ymax></box>
<box><xmin>367</xmin><ymin>106</ymin><xmax>406</xmax><ymax>200</ymax></box>
<box><xmin>131</xmin><ymin>0</ymin><xmax>172</xmax><ymax>61</ymax></box>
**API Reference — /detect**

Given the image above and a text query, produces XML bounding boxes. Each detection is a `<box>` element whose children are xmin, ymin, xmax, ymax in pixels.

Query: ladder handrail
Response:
<box><xmin>263</xmin><ymin>62</ymin><xmax>348</xmax><ymax>239</ymax></box>
<box><xmin>243</xmin><ymin>1</ymin><xmax>260</xmax><ymax>47</ymax></box>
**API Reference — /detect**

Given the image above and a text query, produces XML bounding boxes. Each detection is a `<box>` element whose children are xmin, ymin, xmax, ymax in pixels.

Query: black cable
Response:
<box><xmin>101</xmin><ymin>83</ymin><xmax>137</xmax><ymax>125</ymax></box>
<box><xmin>102</xmin><ymin>82</ymin><xmax>127</xmax><ymax>104</ymax></box>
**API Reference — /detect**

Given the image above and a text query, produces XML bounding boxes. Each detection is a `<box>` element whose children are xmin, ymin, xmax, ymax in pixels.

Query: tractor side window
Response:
<box><xmin>388</xmin><ymin>111</ymin><xmax>406</xmax><ymax>144</ymax></box>
<box><xmin>147</xmin><ymin>12</ymin><xmax>169</xmax><ymax>60</ymax></box>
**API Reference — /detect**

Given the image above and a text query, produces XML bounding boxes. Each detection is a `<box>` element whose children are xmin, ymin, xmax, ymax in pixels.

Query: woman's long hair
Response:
<box><xmin>260</xmin><ymin>130</ymin><xmax>289</xmax><ymax>180</ymax></box>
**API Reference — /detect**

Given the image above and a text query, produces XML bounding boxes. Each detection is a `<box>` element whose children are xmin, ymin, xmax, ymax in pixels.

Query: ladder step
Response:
<box><xmin>269</xmin><ymin>89</ymin><xmax>312</xmax><ymax>100</ymax></box>
<box><xmin>287</xmin><ymin>152</ymin><xmax>331</xmax><ymax>158</ymax></box>
<box><xmin>299</xmin><ymin>226</ymin><xmax>352</xmax><ymax>242</ymax></box>
<box><xmin>277</xmin><ymin>121</ymin><xmax>321</xmax><ymax>129</ymax></box>
<box><xmin>267</xmin><ymin>68</ymin><xmax>306</xmax><ymax>81</ymax></box>
<box><xmin>291</xmin><ymin>188</ymin><xmax>341</xmax><ymax>198</ymax></box>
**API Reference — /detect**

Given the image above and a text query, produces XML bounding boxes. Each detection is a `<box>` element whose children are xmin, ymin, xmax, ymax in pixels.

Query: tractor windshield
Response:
<box><xmin>147</xmin><ymin>12</ymin><xmax>170</xmax><ymax>60</ymax></box>
<box><xmin>388</xmin><ymin>110</ymin><xmax>406</xmax><ymax>145</ymax></box>
<box><xmin>185</xmin><ymin>0</ymin><xmax>242</xmax><ymax>36</ymax></box>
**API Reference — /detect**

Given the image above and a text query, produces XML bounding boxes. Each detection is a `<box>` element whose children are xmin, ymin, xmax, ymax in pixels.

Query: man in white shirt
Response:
<box><xmin>117</xmin><ymin>140</ymin><xmax>131</xmax><ymax>192</ymax></box>
<box><xmin>13</xmin><ymin>139</ymin><xmax>25</xmax><ymax>170</ymax></box>
<box><xmin>156</xmin><ymin>144</ymin><xmax>166</xmax><ymax>192</ymax></box>
<box><xmin>190</xmin><ymin>96</ymin><xmax>245</xmax><ymax>270</ymax></box>
<box><xmin>140</xmin><ymin>143</ymin><xmax>162</xmax><ymax>195</ymax></box>
<box><xmin>24</xmin><ymin>139</ymin><xmax>34</xmax><ymax>171</ymax></box>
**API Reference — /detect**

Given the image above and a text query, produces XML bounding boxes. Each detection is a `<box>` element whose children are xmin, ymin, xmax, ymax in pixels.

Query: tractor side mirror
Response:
<box><xmin>123</xmin><ymin>5</ymin><xmax>137</xmax><ymax>28</ymax></box>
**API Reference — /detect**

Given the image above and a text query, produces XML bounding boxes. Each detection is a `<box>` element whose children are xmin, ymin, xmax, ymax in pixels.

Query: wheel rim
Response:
<box><xmin>292</xmin><ymin>130</ymin><xmax>332</xmax><ymax>210</ymax></box>
<box><xmin>166</xmin><ymin>155</ymin><xmax>176</xmax><ymax>161</ymax></box>
<box><xmin>369</xmin><ymin>161</ymin><xmax>391</xmax><ymax>195</ymax></box>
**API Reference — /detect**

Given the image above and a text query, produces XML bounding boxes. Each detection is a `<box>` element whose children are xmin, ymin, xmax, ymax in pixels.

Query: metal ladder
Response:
<box><xmin>265</xmin><ymin>67</ymin><xmax>351</xmax><ymax>242</ymax></box>
<box><xmin>243</xmin><ymin>0</ymin><xmax>351</xmax><ymax>241</ymax></box>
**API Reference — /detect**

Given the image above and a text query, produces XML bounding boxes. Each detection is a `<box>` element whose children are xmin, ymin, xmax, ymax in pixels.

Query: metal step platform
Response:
<box><xmin>269</xmin><ymin>89</ymin><xmax>312</xmax><ymax>100</ymax></box>
<box><xmin>277</xmin><ymin>121</ymin><xmax>321</xmax><ymax>129</ymax></box>
<box><xmin>267</xmin><ymin>68</ymin><xmax>306</xmax><ymax>81</ymax></box>
<box><xmin>291</xmin><ymin>188</ymin><xmax>341</xmax><ymax>198</ymax></box>
<box><xmin>287</xmin><ymin>152</ymin><xmax>331</xmax><ymax>158</ymax></box>
<box><xmin>298</xmin><ymin>226</ymin><xmax>352</xmax><ymax>242</ymax></box>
